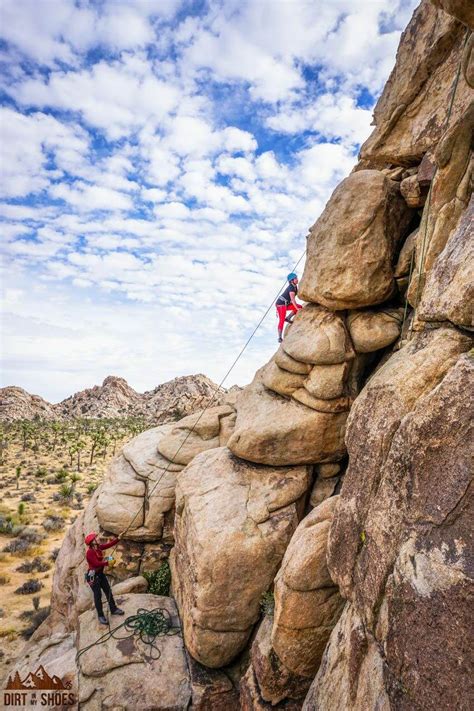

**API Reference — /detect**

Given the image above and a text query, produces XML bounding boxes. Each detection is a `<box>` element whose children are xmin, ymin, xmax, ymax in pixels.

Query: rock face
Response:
<box><xmin>360</xmin><ymin>0</ymin><xmax>472</xmax><ymax>165</ymax></box>
<box><xmin>227</xmin><ymin>369</ymin><xmax>348</xmax><ymax>466</ymax></box>
<box><xmin>299</xmin><ymin>170</ymin><xmax>412</xmax><ymax>310</ymax></box>
<box><xmin>171</xmin><ymin>447</ymin><xmax>310</xmax><ymax>667</ymax></box>
<box><xmin>308</xmin><ymin>351</ymin><xmax>473</xmax><ymax>710</ymax></box>
<box><xmin>0</xmin><ymin>385</ymin><xmax>56</xmax><ymax>420</ymax></box>
<box><xmin>77</xmin><ymin>594</ymin><xmax>191</xmax><ymax>709</ymax></box>
<box><xmin>417</xmin><ymin>185</ymin><xmax>474</xmax><ymax>328</ymax></box>
<box><xmin>272</xmin><ymin>497</ymin><xmax>344</xmax><ymax>679</ymax></box>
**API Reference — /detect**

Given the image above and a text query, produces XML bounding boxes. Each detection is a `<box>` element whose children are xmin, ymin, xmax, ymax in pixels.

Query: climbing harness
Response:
<box><xmin>76</xmin><ymin>607</ymin><xmax>180</xmax><ymax>663</ymax></box>
<box><xmin>403</xmin><ymin>27</ymin><xmax>470</xmax><ymax>341</ymax></box>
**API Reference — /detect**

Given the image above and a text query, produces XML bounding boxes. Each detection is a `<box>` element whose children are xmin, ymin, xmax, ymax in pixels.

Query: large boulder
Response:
<box><xmin>309</xmin><ymin>346</ymin><xmax>473</xmax><ymax>709</ymax></box>
<box><xmin>302</xmin><ymin>603</ymin><xmax>390</xmax><ymax>711</ymax></box>
<box><xmin>329</xmin><ymin>326</ymin><xmax>471</xmax><ymax>602</ymax></box>
<box><xmin>240</xmin><ymin>616</ymin><xmax>311</xmax><ymax>708</ymax></box>
<box><xmin>97</xmin><ymin>425</ymin><xmax>179</xmax><ymax>541</ymax></box>
<box><xmin>262</xmin><ymin>360</ymin><xmax>307</xmax><ymax>397</ymax></box>
<box><xmin>360</xmin><ymin>1</ymin><xmax>472</xmax><ymax>165</ymax></box>
<box><xmin>299</xmin><ymin>170</ymin><xmax>412</xmax><ymax>309</ymax></box>
<box><xmin>227</xmin><ymin>370</ymin><xmax>348</xmax><ymax>466</ymax></box>
<box><xmin>417</xmin><ymin>187</ymin><xmax>473</xmax><ymax>328</ymax></box>
<box><xmin>157</xmin><ymin>404</ymin><xmax>235</xmax><ymax>465</ymax></box>
<box><xmin>77</xmin><ymin>594</ymin><xmax>191</xmax><ymax>709</ymax></box>
<box><xmin>408</xmin><ymin>104</ymin><xmax>474</xmax><ymax>306</ymax></box>
<box><xmin>346</xmin><ymin>308</ymin><xmax>404</xmax><ymax>353</ymax></box>
<box><xmin>272</xmin><ymin>497</ymin><xmax>344</xmax><ymax>679</ymax></box>
<box><xmin>282</xmin><ymin>305</ymin><xmax>354</xmax><ymax>364</ymax></box>
<box><xmin>170</xmin><ymin>447</ymin><xmax>310</xmax><ymax>667</ymax></box>
<box><xmin>302</xmin><ymin>362</ymin><xmax>350</xmax><ymax>400</ymax></box>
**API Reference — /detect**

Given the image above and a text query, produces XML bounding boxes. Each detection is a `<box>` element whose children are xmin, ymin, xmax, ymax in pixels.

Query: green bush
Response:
<box><xmin>87</xmin><ymin>483</ymin><xmax>97</xmax><ymax>495</ymax></box>
<box><xmin>260</xmin><ymin>591</ymin><xmax>275</xmax><ymax>617</ymax></box>
<box><xmin>55</xmin><ymin>470</ymin><xmax>69</xmax><ymax>482</ymax></box>
<box><xmin>143</xmin><ymin>561</ymin><xmax>171</xmax><ymax>596</ymax></box>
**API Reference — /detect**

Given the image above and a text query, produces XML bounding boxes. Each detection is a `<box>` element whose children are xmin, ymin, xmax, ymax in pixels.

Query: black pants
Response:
<box><xmin>91</xmin><ymin>571</ymin><xmax>117</xmax><ymax>618</ymax></box>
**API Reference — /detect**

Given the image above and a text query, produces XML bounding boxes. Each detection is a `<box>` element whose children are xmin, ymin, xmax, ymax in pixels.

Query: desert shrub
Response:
<box><xmin>15</xmin><ymin>579</ymin><xmax>43</xmax><ymax>595</ymax></box>
<box><xmin>143</xmin><ymin>560</ymin><xmax>171</xmax><ymax>596</ymax></box>
<box><xmin>19</xmin><ymin>528</ymin><xmax>45</xmax><ymax>544</ymax></box>
<box><xmin>21</xmin><ymin>606</ymin><xmax>50</xmax><ymax>638</ymax></box>
<box><xmin>16</xmin><ymin>557</ymin><xmax>50</xmax><ymax>574</ymax></box>
<box><xmin>35</xmin><ymin>467</ymin><xmax>47</xmax><ymax>479</ymax></box>
<box><xmin>87</xmin><ymin>483</ymin><xmax>97</xmax><ymax>494</ymax></box>
<box><xmin>55</xmin><ymin>469</ymin><xmax>69</xmax><ymax>482</ymax></box>
<box><xmin>17</xmin><ymin>502</ymin><xmax>26</xmax><ymax>516</ymax></box>
<box><xmin>0</xmin><ymin>515</ymin><xmax>22</xmax><ymax>536</ymax></box>
<box><xmin>42</xmin><ymin>515</ymin><xmax>65</xmax><ymax>532</ymax></box>
<box><xmin>46</xmin><ymin>476</ymin><xmax>56</xmax><ymax>485</ymax></box>
<box><xmin>4</xmin><ymin>527</ymin><xmax>44</xmax><ymax>554</ymax></box>
<box><xmin>260</xmin><ymin>591</ymin><xmax>275</xmax><ymax>617</ymax></box>
<box><xmin>50</xmin><ymin>548</ymin><xmax>60</xmax><ymax>561</ymax></box>
<box><xmin>0</xmin><ymin>574</ymin><xmax>10</xmax><ymax>585</ymax></box>
<box><xmin>32</xmin><ymin>595</ymin><xmax>41</xmax><ymax>611</ymax></box>
<box><xmin>21</xmin><ymin>493</ymin><xmax>35</xmax><ymax>502</ymax></box>
<box><xmin>58</xmin><ymin>483</ymin><xmax>74</xmax><ymax>500</ymax></box>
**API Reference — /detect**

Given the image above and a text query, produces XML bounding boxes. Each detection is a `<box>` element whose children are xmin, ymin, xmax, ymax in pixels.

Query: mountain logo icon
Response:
<box><xmin>5</xmin><ymin>665</ymin><xmax>69</xmax><ymax>690</ymax></box>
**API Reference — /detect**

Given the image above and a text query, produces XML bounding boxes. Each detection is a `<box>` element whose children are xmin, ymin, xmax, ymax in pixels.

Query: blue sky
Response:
<box><xmin>0</xmin><ymin>0</ymin><xmax>418</xmax><ymax>402</ymax></box>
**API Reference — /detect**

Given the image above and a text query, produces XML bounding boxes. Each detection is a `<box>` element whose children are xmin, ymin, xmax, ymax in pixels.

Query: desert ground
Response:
<box><xmin>0</xmin><ymin>418</ymin><xmax>143</xmax><ymax>679</ymax></box>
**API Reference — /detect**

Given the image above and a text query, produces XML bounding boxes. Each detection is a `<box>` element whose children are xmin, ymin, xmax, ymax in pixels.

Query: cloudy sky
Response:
<box><xmin>0</xmin><ymin>0</ymin><xmax>418</xmax><ymax>402</ymax></box>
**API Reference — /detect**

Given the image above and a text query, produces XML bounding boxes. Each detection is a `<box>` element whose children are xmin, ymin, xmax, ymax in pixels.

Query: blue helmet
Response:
<box><xmin>287</xmin><ymin>272</ymin><xmax>297</xmax><ymax>282</ymax></box>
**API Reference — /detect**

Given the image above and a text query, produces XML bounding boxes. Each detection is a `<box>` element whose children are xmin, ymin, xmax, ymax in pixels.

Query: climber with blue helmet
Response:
<box><xmin>275</xmin><ymin>273</ymin><xmax>302</xmax><ymax>342</ymax></box>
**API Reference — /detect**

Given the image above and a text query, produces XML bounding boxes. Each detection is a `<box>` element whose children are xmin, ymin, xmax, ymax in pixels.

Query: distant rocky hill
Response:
<box><xmin>0</xmin><ymin>374</ymin><xmax>227</xmax><ymax>422</ymax></box>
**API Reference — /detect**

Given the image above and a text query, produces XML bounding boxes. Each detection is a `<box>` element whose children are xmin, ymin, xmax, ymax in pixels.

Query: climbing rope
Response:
<box><xmin>76</xmin><ymin>607</ymin><xmax>180</xmax><ymax>663</ymax></box>
<box><xmin>405</xmin><ymin>27</ymin><xmax>470</xmax><ymax>341</ymax></box>
<box><xmin>78</xmin><ymin>252</ymin><xmax>307</xmax><ymax>662</ymax></box>
<box><xmin>110</xmin><ymin>248</ymin><xmax>307</xmax><ymax>542</ymax></box>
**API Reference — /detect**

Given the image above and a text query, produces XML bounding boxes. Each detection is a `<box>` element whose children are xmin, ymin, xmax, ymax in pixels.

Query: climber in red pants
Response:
<box><xmin>85</xmin><ymin>532</ymin><xmax>125</xmax><ymax>625</ymax></box>
<box><xmin>276</xmin><ymin>273</ymin><xmax>302</xmax><ymax>342</ymax></box>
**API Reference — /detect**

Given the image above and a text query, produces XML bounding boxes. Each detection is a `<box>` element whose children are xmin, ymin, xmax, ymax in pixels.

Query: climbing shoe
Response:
<box><xmin>111</xmin><ymin>608</ymin><xmax>125</xmax><ymax>615</ymax></box>
<box><xmin>285</xmin><ymin>316</ymin><xmax>294</xmax><ymax>324</ymax></box>
<box><xmin>278</xmin><ymin>337</ymin><xmax>283</xmax><ymax>343</ymax></box>
<box><xmin>98</xmin><ymin>616</ymin><xmax>108</xmax><ymax>625</ymax></box>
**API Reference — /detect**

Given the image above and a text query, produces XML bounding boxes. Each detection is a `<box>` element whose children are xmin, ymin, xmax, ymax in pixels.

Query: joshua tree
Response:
<box><xmin>15</xmin><ymin>465</ymin><xmax>21</xmax><ymax>490</ymax></box>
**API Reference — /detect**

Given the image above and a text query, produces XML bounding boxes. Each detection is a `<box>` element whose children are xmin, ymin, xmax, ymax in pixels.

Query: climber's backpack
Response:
<box><xmin>85</xmin><ymin>570</ymin><xmax>96</xmax><ymax>588</ymax></box>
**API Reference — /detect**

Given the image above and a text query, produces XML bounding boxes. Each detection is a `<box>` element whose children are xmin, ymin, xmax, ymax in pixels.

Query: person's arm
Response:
<box><xmin>289</xmin><ymin>291</ymin><xmax>302</xmax><ymax>309</ymax></box>
<box><xmin>86</xmin><ymin>548</ymin><xmax>107</xmax><ymax>569</ymax></box>
<box><xmin>98</xmin><ymin>538</ymin><xmax>119</xmax><ymax>551</ymax></box>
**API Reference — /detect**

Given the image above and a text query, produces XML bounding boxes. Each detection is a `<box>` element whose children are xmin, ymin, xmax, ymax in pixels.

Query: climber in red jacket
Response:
<box><xmin>85</xmin><ymin>532</ymin><xmax>125</xmax><ymax>625</ymax></box>
<box><xmin>275</xmin><ymin>273</ymin><xmax>303</xmax><ymax>342</ymax></box>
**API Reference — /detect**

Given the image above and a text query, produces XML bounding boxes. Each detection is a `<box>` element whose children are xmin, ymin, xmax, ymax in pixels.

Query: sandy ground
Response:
<box><xmin>0</xmin><ymin>434</ymin><xmax>129</xmax><ymax>681</ymax></box>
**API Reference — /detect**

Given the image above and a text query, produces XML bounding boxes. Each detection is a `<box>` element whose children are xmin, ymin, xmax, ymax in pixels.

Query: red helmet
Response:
<box><xmin>85</xmin><ymin>532</ymin><xmax>97</xmax><ymax>545</ymax></box>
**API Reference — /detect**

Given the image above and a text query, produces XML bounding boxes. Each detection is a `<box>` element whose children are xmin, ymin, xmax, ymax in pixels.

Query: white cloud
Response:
<box><xmin>0</xmin><ymin>0</ymin><xmax>418</xmax><ymax>399</ymax></box>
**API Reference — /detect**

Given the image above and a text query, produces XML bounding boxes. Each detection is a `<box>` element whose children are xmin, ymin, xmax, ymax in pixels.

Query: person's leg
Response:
<box><xmin>92</xmin><ymin>576</ymin><xmax>105</xmax><ymax>621</ymax></box>
<box><xmin>276</xmin><ymin>305</ymin><xmax>287</xmax><ymax>342</ymax></box>
<box><xmin>99</xmin><ymin>572</ymin><xmax>124</xmax><ymax>615</ymax></box>
<box><xmin>285</xmin><ymin>304</ymin><xmax>298</xmax><ymax>323</ymax></box>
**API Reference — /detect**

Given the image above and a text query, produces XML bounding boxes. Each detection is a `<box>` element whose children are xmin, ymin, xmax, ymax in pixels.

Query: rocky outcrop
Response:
<box><xmin>272</xmin><ymin>497</ymin><xmax>344</xmax><ymax>679</ymax></box>
<box><xmin>360</xmin><ymin>0</ymin><xmax>472</xmax><ymax>165</ymax></box>
<box><xmin>299</xmin><ymin>170</ymin><xmax>412</xmax><ymax>309</ymax></box>
<box><xmin>227</xmin><ymin>369</ymin><xmax>348</xmax><ymax>465</ymax></box>
<box><xmin>0</xmin><ymin>373</ymin><xmax>226</xmax><ymax>422</ymax></box>
<box><xmin>170</xmin><ymin>447</ymin><xmax>310</xmax><ymax>667</ymax></box>
<box><xmin>77</xmin><ymin>594</ymin><xmax>191</xmax><ymax>709</ymax></box>
<box><xmin>418</xmin><ymin>194</ymin><xmax>473</xmax><ymax>326</ymax></box>
<box><xmin>0</xmin><ymin>385</ymin><xmax>56</xmax><ymax>420</ymax></box>
<box><xmin>307</xmin><ymin>351</ymin><xmax>473</xmax><ymax>709</ymax></box>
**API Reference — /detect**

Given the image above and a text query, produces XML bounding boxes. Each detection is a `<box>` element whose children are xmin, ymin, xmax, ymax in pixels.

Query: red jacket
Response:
<box><xmin>86</xmin><ymin>539</ymin><xmax>118</xmax><ymax>572</ymax></box>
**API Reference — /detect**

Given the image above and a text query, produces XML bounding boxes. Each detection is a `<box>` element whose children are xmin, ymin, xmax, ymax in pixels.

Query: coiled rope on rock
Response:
<box><xmin>76</xmin><ymin>607</ymin><xmax>180</xmax><ymax>663</ymax></box>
